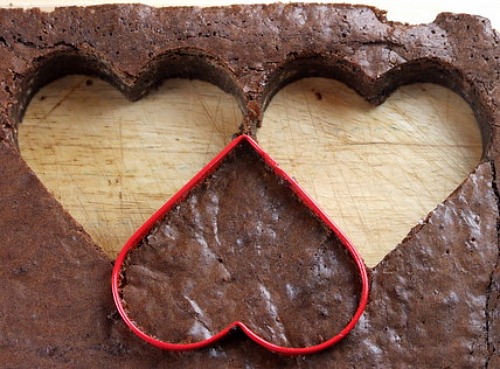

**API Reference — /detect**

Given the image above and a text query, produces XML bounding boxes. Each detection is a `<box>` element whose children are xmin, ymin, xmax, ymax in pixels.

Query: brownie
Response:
<box><xmin>0</xmin><ymin>3</ymin><xmax>499</xmax><ymax>368</ymax></box>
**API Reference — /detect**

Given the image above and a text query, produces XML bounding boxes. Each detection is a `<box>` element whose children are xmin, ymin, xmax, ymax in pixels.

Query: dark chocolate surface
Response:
<box><xmin>0</xmin><ymin>3</ymin><xmax>499</xmax><ymax>368</ymax></box>
<box><xmin>122</xmin><ymin>140</ymin><xmax>360</xmax><ymax>348</ymax></box>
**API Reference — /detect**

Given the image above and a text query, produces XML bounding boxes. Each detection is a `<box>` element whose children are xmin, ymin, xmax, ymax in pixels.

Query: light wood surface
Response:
<box><xmin>6</xmin><ymin>1</ymin><xmax>490</xmax><ymax>267</ymax></box>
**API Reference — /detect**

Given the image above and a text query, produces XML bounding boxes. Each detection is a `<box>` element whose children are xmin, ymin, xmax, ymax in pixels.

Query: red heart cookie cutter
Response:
<box><xmin>111</xmin><ymin>134</ymin><xmax>369</xmax><ymax>355</ymax></box>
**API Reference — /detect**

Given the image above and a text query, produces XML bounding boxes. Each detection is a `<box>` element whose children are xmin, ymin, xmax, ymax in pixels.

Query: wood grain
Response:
<box><xmin>20</xmin><ymin>77</ymin><xmax>242</xmax><ymax>257</ymax></box>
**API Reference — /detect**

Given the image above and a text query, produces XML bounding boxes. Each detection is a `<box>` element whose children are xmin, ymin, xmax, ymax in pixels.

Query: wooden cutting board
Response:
<box><xmin>5</xmin><ymin>1</ymin><xmax>495</xmax><ymax>267</ymax></box>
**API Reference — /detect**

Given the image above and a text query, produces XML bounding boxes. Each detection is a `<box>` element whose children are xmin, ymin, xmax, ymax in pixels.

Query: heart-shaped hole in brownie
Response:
<box><xmin>259</xmin><ymin>78</ymin><xmax>482</xmax><ymax>267</ymax></box>
<box><xmin>19</xmin><ymin>76</ymin><xmax>243</xmax><ymax>256</ymax></box>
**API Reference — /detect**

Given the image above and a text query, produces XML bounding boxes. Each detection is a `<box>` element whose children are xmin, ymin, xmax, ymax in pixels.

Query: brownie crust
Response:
<box><xmin>0</xmin><ymin>3</ymin><xmax>499</xmax><ymax>368</ymax></box>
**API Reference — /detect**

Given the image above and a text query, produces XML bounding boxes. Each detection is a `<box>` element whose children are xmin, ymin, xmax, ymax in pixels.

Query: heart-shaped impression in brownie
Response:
<box><xmin>112</xmin><ymin>134</ymin><xmax>369</xmax><ymax>354</ymax></box>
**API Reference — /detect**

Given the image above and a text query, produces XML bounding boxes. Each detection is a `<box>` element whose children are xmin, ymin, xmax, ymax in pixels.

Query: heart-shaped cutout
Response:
<box><xmin>112</xmin><ymin>134</ymin><xmax>369</xmax><ymax>355</ymax></box>
<box><xmin>259</xmin><ymin>78</ymin><xmax>482</xmax><ymax>267</ymax></box>
<box><xmin>19</xmin><ymin>75</ymin><xmax>243</xmax><ymax>256</ymax></box>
